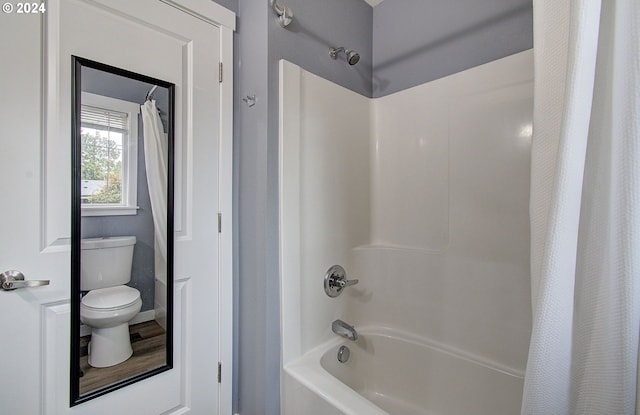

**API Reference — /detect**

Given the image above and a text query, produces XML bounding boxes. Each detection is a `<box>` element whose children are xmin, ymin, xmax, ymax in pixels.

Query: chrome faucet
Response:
<box><xmin>332</xmin><ymin>319</ymin><xmax>358</xmax><ymax>341</ymax></box>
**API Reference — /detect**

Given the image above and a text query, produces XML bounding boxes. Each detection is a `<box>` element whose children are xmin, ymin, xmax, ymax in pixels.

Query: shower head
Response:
<box><xmin>329</xmin><ymin>47</ymin><xmax>360</xmax><ymax>66</ymax></box>
<box><xmin>346</xmin><ymin>50</ymin><xmax>360</xmax><ymax>65</ymax></box>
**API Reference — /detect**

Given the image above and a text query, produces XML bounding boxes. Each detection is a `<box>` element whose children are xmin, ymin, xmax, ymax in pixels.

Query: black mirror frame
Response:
<box><xmin>70</xmin><ymin>56</ymin><xmax>175</xmax><ymax>406</ymax></box>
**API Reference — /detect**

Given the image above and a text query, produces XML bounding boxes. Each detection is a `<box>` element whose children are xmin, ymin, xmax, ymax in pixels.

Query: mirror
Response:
<box><xmin>71</xmin><ymin>57</ymin><xmax>175</xmax><ymax>405</ymax></box>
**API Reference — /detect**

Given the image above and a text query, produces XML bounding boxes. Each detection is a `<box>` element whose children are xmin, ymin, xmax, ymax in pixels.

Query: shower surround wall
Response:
<box><xmin>279</xmin><ymin>60</ymin><xmax>371</xmax><ymax>359</ymax></box>
<box><xmin>362</xmin><ymin>49</ymin><xmax>532</xmax><ymax>372</ymax></box>
<box><xmin>281</xmin><ymin>49</ymin><xmax>533</xmax><ymax>413</ymax></box>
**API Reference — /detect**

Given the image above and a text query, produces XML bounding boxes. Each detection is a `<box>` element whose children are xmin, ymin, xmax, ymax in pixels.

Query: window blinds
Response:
<box><xmin>81</xmin><ymin>105</ymin><xmax>128</xmax><ymax>132</ymax></box>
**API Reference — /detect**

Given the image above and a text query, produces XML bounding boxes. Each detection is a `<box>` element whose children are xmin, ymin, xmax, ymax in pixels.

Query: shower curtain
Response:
<box><xmin>522</xmin><ymin>0</ymin><xmax>639</xmax><ymax>414</ymax></box>
<box><xmin>141</xmin><ymin>100</ymin><xmax>168</xmax><ymax>263</ymax></box>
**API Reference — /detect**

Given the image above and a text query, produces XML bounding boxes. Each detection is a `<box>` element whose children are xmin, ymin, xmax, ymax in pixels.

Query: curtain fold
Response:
<box><xmin>141</xmin><ymin>100</ymin><xmax>168</xmax><ymax>263</ymax></box>
<box><xmin>523</xmin><ymin>0</ymin><xmax>640</xmax><ymax>414</ymax></box>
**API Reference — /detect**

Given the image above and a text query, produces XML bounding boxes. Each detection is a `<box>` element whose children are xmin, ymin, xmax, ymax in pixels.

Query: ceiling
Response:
<box><xmin>363</xmin><ymin>0</ymin><xmax>385</xmax><ymax>6</ymax></box>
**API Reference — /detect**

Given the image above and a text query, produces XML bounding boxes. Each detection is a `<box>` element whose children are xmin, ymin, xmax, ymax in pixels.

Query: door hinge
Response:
<box><xmin>218</xmin><ymin>213</ymin><xmax>222</xmax><ymax>233</ymax></box>
<box><xmin>218</xmin><ymin>62</ymin><xmax>223</xmax><ymax>83</ymax></box>
<box><xmin>218</xmin><ymin>362</ymin><xmax>222</xmax><ymax>383</ymax></box>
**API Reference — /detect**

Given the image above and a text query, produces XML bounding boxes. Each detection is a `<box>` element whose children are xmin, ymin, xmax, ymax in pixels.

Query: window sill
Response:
<box><xmin>81</xmin><ymin>206</ymin><xmax>139</xmax><ymax>217</ymax></box>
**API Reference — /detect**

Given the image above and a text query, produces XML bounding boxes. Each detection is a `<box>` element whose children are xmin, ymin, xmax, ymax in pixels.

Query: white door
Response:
<box><xmin>0</xmin><ymin>0</ymin><xmax>233</xmax><ymax>414</ymax></box>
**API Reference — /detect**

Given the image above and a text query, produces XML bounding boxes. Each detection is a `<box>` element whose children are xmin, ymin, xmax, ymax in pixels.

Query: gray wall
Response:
<box><xmin>215</xmin><ymin>0</ymin><xmax>237</xmax><ymax>13</ymax></box>
<box><xmin>234</xmin><ymin>0</ymin><xmax>271</xmax><ymax>413</ymax></box>
<box><xmin>268</xmin><ymin>0</ymin><xmax>373</xmax><ymax>97</ymax></box>
<box><xmin>228</xmin><ymin>0</ymin><xmax>532</xmax><ymax>413</ymax></box>
<box><xmin>372</xmin><ymin>0</ymin><xmax>533</xmax><ymax>97</ymax></box>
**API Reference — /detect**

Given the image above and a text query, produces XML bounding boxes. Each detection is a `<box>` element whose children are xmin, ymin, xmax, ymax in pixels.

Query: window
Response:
<box><xmin>81</xmin><ymin>93</ymin><xmax>140</xmax><ymax>216</ymax></box>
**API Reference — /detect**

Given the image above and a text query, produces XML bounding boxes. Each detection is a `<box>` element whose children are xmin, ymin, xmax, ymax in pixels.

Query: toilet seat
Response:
<box><xmin>81</xmin><ymin>285</ymin><xmax>141</xmax><ymax>311</ymax></box>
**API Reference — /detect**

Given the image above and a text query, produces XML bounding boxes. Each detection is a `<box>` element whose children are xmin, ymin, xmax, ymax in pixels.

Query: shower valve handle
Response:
<box><xmin>324</xmin><ymin>265</ymin><xmax>358</xmax><ymax>297</ymax></box>
<box><xmin>337</xmin><ymin>278</ymin><xmax>359</xmax><ymax>288</ymax></box>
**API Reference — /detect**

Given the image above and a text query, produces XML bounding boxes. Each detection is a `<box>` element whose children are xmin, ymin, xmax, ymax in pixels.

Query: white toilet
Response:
<box><xmin>80</xmin><ymin>236</ymin><xmax>142</xmax><ymax>368</ymax></box>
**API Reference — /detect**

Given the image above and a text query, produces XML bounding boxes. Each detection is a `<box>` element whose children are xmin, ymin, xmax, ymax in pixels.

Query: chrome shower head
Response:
<box><xmin>329</xmin><ymin>47</ymin><xmax>360</xmax><ymax>66</ymax></box>
<box><xmin>346</xmin><ymin>50</ymin><xmax>360</xmax><ymax>65</ymax></box>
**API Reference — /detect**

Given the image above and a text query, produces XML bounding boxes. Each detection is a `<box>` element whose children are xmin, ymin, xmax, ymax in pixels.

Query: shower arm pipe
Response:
<box><xmin>329</xmin><ymin>47</ymin><xmax>345</xmax><ymax>58</ymax></box>
<box><xmin>270</xmin><ymin>0</ymin><xmax>293</xmax><ymax>27</ymax></box>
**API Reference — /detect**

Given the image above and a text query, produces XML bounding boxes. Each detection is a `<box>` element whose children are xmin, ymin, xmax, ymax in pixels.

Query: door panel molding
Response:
<box><xmin>42</xmin><ymin>0</ymin><xmax>207</xmax><ymax>250</ymax></box>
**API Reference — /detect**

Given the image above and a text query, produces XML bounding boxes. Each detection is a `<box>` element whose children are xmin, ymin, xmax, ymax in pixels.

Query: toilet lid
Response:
<box><xmin>82</xmin><ymin>285</ymin><xmax>140</xmax><ymax>310</ymax></box>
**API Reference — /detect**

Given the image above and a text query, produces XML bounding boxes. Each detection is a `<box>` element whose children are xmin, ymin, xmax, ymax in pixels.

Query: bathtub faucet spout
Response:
<box><xmin>332</xmin><ymin>319</ymin><xmax>358</xmax><ymax>341</ymax></box>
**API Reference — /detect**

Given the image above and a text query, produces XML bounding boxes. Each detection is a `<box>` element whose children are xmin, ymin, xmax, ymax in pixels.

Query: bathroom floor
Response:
<box><xmin>79</xmin><ymin>320</ymin><xmax>166</xmax><ymax>395</ymax></box>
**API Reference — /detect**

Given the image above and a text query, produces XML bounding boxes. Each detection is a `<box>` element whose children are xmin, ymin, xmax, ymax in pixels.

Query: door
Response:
<box><xmin>0</xmin><ymin>0</ymin><xmax>233</xmax><ymax>413</ymax></box>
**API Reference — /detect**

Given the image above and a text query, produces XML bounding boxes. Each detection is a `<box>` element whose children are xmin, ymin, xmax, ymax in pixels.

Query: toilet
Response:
<box><xmin>80</xmin><ymin>236</ymin><xmax>142</xmax><ymax>368</ymax></box>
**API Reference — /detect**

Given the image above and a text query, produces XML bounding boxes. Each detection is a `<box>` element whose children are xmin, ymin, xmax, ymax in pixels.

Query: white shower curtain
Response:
<box><xmin>522</xmin><ymin>0</ymin><xmax>639</xmax><ymax>414</ymax></box>
<box><xmin>141</xmin><ymin>100</ymin><xmax>168</xmax><ymax>263</ymax></box>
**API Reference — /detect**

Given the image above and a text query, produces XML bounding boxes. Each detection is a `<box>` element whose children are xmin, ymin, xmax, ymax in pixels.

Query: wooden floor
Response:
<box><xmin>79</xmin><ymin>320</ymin><xmax>166</xmax><ymax>396</ymax></box>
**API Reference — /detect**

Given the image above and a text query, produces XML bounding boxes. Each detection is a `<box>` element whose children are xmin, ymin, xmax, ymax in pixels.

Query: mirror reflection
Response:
<box><xmin>72</xmin><ymin>57</ymin><xmax>174</xmax><ymax>403</ymax></box>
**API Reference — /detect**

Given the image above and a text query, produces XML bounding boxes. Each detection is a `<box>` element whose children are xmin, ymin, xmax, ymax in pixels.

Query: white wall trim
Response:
<box><xmin>218</xmin><ymin>24</ymin><xmax>235</xmax><ymax>415</ymax></box>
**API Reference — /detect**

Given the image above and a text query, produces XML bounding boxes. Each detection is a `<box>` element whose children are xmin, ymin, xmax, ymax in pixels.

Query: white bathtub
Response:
<box><xmin>283</xmin><ymin>327</ymin><xmax>524</xmax><ymax>415</ymax></box>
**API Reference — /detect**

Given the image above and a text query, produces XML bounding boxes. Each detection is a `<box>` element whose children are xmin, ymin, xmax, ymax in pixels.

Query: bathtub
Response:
<box><xmin>283</xmin><ymin>327</ymin><xmax>524</xmax><ymax>415</ymax></box>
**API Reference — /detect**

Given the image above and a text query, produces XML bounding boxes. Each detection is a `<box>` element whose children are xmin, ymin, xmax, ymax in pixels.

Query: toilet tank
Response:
<box><xmin>81</xmin><ymin>236</ymin><xmax>136</xmax><ymax>291</ymax></box>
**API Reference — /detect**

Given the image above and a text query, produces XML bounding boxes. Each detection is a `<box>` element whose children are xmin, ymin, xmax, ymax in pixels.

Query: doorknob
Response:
<box><xmin>0</xmin><ymin>270</ymin><xmax>50</xmax><ymax>291</ymax></box>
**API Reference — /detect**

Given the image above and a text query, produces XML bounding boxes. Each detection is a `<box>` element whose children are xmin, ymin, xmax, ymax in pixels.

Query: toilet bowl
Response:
<box><xmin>80</xmin><ymin>236</ymin><xmax>141</xmax><ymax>368</ymax></box>
<box><xmin>81</xmin><ymin>285</ymin><xmax>142</xmax><ymax>367</ymax></box>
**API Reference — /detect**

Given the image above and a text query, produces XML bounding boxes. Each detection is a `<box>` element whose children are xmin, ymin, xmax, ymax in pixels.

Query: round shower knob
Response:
<box><xmin>324</xmin><ymin>265</ymin><xmax>359</xmax><ymax>297</ymax></box>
